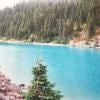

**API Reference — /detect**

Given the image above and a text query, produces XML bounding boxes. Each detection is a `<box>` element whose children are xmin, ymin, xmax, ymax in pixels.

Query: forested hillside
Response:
<box><xmin>0</xmin><ymin>0</ymin><xmax>100</xmax><ymax>43</ymax></box>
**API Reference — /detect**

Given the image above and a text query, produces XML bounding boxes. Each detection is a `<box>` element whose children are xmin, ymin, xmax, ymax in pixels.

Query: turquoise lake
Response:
<box><xmin>0</xmin><ymin>42</ymin><xmax>100</xmax><ymax>100</ymax></box>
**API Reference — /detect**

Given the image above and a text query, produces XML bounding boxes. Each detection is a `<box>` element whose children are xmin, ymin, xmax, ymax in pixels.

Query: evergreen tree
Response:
<box><xmin>26</xmin><ymin>60</ymin><xmax>63</xmax><ymax>100</ymax></box>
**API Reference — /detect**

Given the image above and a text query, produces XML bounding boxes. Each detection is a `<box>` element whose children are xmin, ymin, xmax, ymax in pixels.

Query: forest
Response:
<box><xmin>0</xmin><ymin>0</ymin><xmax>100</xmax><ymax>43</ymax></box>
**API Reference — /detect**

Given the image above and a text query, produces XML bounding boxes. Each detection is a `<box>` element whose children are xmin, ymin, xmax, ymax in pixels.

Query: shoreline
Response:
<box><xmin>0</xmin><ymin>39</ymin><xmax>100</xmax><ymax>49</ymax></box>
<box><xmin>0</xmin><ymin>40</ymin><xmax>67</xmax><ymax>47</ymax></box>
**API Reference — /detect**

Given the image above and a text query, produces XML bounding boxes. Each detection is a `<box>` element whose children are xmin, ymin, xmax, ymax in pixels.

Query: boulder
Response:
<box><xmin>0</xmin><ymin>72</ymin><xmax>24</xmax><ymax>100</ymax></box>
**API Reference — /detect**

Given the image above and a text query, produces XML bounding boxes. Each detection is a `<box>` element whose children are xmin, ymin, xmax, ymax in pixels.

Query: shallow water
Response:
<box><xmin>0</xmin><ymin>42</ymin><xmax>100</xmax><ymax>100</ymax></box>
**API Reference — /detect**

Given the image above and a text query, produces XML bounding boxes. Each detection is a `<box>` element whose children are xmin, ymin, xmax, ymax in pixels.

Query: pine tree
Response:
<box><xmin>26</xmin><ymin>60</ymin><xmax>63</xmax><ymax>100</ymax></box>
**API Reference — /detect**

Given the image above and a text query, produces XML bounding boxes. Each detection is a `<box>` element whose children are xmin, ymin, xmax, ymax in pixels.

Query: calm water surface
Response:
<box><xmin>0</xmin><ymin>42</ymin><xmax>100</xmax><ymax>100</ymax></box>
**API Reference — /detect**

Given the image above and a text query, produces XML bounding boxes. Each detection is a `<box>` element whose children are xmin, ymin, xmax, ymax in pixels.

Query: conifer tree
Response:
<box><xmin>26</xmin><ymin>60</ymin><xmax>63</xmax><ymax>100</ymax></box>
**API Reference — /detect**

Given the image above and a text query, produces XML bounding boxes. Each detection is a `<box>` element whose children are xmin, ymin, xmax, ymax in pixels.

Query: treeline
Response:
<box><xmin>0</xmin><ymin>0</ymin><xmax>100</xmax><ymax>43</ymax></box>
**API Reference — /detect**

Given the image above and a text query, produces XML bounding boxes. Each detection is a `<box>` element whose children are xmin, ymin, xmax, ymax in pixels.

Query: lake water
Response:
<box><xmin>0</xmin><ymin>42</ymin><xmax>100</xmax><ymax>100</ymax></box>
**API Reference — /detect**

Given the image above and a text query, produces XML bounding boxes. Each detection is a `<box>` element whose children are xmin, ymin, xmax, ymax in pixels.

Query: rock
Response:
<box><xmin>0</xmin><ymin>72</ymin><xmax>24</xmax><ymax>100</ymax></box>
<box><xmin>0</xmin><ymin>92</ymin><xmax>6</xmax><ymax>100</ymax></box>
<box><xmin>19</xmin><ymin>84</ymin><xmax>25</xmax><ymax>88</ymax></box>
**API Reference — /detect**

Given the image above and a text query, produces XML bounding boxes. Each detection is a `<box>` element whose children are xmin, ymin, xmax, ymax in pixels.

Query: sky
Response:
<box><xmin>0</xmin><ymin>0</ymin><xmax>29</xmax><ymax>10</ymax></box>
<box><xmin>0</xmin><ymin>0</ymin><xmax>73</xmax><ymax>10</ymax></box>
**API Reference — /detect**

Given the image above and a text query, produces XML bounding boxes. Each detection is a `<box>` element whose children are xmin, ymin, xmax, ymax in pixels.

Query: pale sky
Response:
<box><xmin>0</xmin><ymin>0</ymin><xmax>29</xmax><ymax>10</ymax></box>
<box><xmin>0</xmin><ymin>0</ymin><xmax>73</xmax><ymax>10</ymax></box>
<box><xmin>0</xmin><ymin>0</ymin><xmax>55</xmax><ymax>10</ymax></box>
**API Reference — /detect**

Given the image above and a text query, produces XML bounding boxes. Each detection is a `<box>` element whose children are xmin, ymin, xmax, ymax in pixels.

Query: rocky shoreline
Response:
<box><xmin>0</xmin><ymin>39</ymin><xmax>100</xmax><ymax>49</ymax></box>
<box><xmin>0</xmin><ymin>71</ymin><xmax>25</xmax><ymax>100</ymax></box>
<box><xmin>68</xmin><ymin>40</ymin><xmax>100</xmax><ymax>49</ymax></box>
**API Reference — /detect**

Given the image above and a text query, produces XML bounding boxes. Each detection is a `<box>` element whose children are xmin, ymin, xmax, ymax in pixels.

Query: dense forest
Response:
<box><xmin>0</xmin><ymin>0</ymin><xmax>100</xmax><ymax>43</ymax></box>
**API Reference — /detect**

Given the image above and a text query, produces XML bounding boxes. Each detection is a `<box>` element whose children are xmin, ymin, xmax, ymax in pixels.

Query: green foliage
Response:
<box><xmin>26</xmin><ymin>59</ymin><xmax>63</xmax><ymax>100</ymax></box>
<box><xmin>0</xmin><ymin>0</ymin><xmax>99</xmax><ymax>42</ymax></box>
